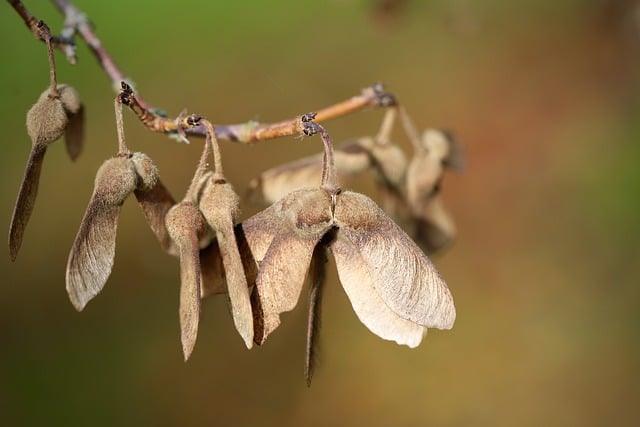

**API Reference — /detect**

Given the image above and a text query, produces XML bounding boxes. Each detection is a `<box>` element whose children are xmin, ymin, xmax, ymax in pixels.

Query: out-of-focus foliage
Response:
<box><xmin>1</xmin><ymin>1</ymin><xmax>639</xmax><ymax>426</ymax></box>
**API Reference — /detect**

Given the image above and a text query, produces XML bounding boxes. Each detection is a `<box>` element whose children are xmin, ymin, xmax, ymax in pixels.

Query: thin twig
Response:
<box><xmin>9</xmin><ymin>1</ymin><xmax>400</xmax><ymax>143</ymax></box>
<box><xmin>7</xmin><ymin>0</ymin><xmax>77</xmax><ymax>63</ymax></box>
<box><xmin>119</xmin><ymin>82</ymin><xmax>397</xmax><ymax>143</ymax></box>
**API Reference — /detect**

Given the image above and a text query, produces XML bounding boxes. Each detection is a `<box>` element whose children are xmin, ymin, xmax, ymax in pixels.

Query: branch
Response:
<box><xmin>119</xmin><ymin>81</ymin><xmax>397</xmax><ymax>143</ymax></box>
<box><xmin>11</xmin><ymin>0</ymin><xmax>398</xmax><ymax>143</ymax></box>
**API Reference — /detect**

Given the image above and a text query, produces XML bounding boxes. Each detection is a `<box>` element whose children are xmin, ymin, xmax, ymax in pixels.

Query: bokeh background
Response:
<box><xmin>1</xmin><ymin>1</ymin><xmax>639</xmax><ymax>426</ymax></box>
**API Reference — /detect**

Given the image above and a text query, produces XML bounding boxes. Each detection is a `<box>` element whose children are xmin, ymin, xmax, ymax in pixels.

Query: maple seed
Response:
<box><xmin>58</xmin><ymin>84</ymin><xmax>85</xmax><ymax>161</ymax></box>
<box><xmin>166</xmin><ymin>201</ymin><xmax>209</xmax><ymax>361</ymax></box>
<box><xmin>9</xmin><ymin>87</ymin><xmax>73</xmax><ymax>261</ymax></box>
<box><xmin>131</xmin><ymin>153</ymin><xmax>177</xmax><ymax>254</ymax></box>
<box><xmin>66</xmin><ymin>157</ymin><xmax>138</xmax><ymax>311</ymax></box>
<box><xmin>199</xmin><ymin>178</ymin><xmax>255</xmax><ymax>349</ymax></box>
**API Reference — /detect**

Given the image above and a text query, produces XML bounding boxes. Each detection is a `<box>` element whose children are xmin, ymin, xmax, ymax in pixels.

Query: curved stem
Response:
<box><xmin>185</xmin><ymin>136</ymin><xmax>212</xmax><ymax>202</ymax></box>
<box><xmin>375</xmin><ymin>107</ymin><xmax>397</xmax><ymax>146</ymax></box>
<box><xmin>398</xmin><ymin>105</ymin><xmax>424</xmax><ymax>153</ymax></box>
<box><xmin>200</xmin><ymin>119</ymin><xmax>224</xmax><ymax>180</ymax></box>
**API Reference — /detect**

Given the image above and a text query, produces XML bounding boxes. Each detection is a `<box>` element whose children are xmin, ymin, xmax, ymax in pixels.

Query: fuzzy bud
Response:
<box><xmin>93</xmin><ymin>157</ymin><xmax>138</xmax><ymax>206</ymax></box>
<box><xmin>26</xmin><ymin>88</ymin><xmax>68</xmax><ymax>145</ymax></box>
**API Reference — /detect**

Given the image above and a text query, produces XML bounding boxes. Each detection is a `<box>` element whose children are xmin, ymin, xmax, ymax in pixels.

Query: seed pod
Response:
<box><xmin>249</xmin><ymin>189</ymin><xmax>333</xmax><ymax>344</ymax></box>
<box><xmin>58</xmin><ymin>85</ymin><xmax>85</xmax><ymax>161</ymax></box>
<box><xmin>166</xmin><ymin>201</ymin><xmax>210</xmax><ymax>361</ymax></box>
<box><xmin>131</xmin><ymin>153</ymin><xmax>177</xmax><ymax>255</ymax></box>
<box><xmin>66</xmin><ymin>156</ymin><xmax>138</xmax><ymax>311</ymax></box>
<box><xmin>247</xmin><ymin>139</ymin><xmax>372</xmax><ymax>204</ymax></box>
<box><xmin>413</xmin><ymin>193</ymin><xmax>456</xmax><ymax>254</ymax></box>
<box><xmin>405</xmin><ymin>129</ymin><xmax>461</xmax><ymax>253</ymax></box>
<box><xmin>199</xmin><ymin>178</ymin><xmax>254</xmax><ymax>348</ymax></box>
<box><xmin>245</xmin><ymin>187</ymin><xmax>455</xmax><ymax>348</ymax></box>
<box><xmin>9</xmin><ymin>89</ymin><xmax>71</xmax><ymax>260</ymax></box>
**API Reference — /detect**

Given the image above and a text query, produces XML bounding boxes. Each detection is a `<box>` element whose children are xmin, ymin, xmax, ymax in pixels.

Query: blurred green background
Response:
<box><xmin>1</xmin><ymin>1</ymin><xmax>639</xmax><ymax>426</ymax></box>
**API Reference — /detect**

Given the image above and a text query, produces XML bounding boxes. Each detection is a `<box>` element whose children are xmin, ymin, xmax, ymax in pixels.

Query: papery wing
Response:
<box><xmin>177</xmin><ymin>232</ymin><xmax>202</xmax><ymax>361</ymax></box>
<box><xmin>65</xmin><ymin>157</ymin><xmax>137</xmax><ymax>311</ymax></box>
<box><xmin>9</xmin><ymin>145</ymin><xmax>46</xmax><ymax>261</ymax></box>
<box><xmin>334</xmin><ymin>191</ymin><xmax>455</xmax><ymax>329</ymax></box>
<box><xmin>200</xmin><ymin>181</ymin><xmax>254</xmax><ymax>349</ymax></box>
<box><xmin>252</xmin><ymin>226</ymin><xmax>327</xmax><ymax>345</ymax></box>
<box><xmin>134</xmin><ymin>179</ymin><xmax>176</xmax><ymax>255</ymax></box>
<box><xmin>247</xmin><ymin>139</ymin><xmax>372</xmax><ymax>205</ymax></box>
<box><xmin>330</xmin><ymin>232</ymin><xmax>424</xmax><ymax>347</ymax></box>
<box><xmin>165</xmin><ymin>202</ymin><xmax>208</xmax><ymax>361</ymax></box>
<box><xmin>65</xmin><ymin>104</ymin><xmax>85</xmax><ymax>161</ymax></box>
<box><xmin>65</xmin><ymin>198</ymin><xmax>122</xmax><ymax>311</ymax></box>
<box><xmin>413</xmin><ymin>193</ymin><xmax>456</xmax><ymax>254</ymax></box>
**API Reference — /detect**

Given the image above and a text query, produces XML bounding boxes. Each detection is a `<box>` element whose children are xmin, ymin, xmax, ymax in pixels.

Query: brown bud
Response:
<box><xmin>166</xmin><ymin>201</ymin><xmax>210</xmax><ymax>360</ymax></box>
<box><xmin>66</xmin><ymin>157</ymin><xmax>138</xmax><ymax>311</ymax></box>
<box><xmin>26</xmin><ymin>88</ymin><xmax>68</xmax><ymax>146</ymax></box>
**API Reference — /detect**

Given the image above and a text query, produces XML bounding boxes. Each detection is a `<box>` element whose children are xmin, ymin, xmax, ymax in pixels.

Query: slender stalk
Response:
<box><xmin>397</xmin><ymin>105</ymin><xmax>424</xmax><ymax>152</ymax></box>
<box><xmin>300</xmin><ymin>118</ymin><xmax>339</xmax><ymax>193</ymax></box>
<box><xmin>200</xmin><ymin>120</ymin><xmax>224</xmax><ymax>180</ymax></box>
<box><xmin>375</xmin><ymin>107</ymin><xmax>397</xmax><ymax>145</ymax></box>
<box><xmin>44</xmin><ymin>34</ymin><xmax>59</xmax><ymax>96</ymax></box>
<box><xmin>114</xmin><ymin>96</ymin><xmax>129</xmax><ymax>155</ymax></box>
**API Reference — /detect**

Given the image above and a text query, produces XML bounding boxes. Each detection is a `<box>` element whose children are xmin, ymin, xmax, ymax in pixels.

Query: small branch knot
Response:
<box><xmin>186</xmin><ymin>114</ymin><xmax>203</xmax><ymax>127</ymax></box>
<box><xmin>367</xmin><ymin>82</ymin><xmax>398</xmax><ymax>107</ymax></box>
<box><xmin>301</xmin><ymin>112</ymin><xmax>317</xmax><ymax>123</ymax></box>
<box><xmin>302</xmin><ymin>121</ymin><xmax>321</xmax><ymax>137</ymax></box>
<box><xmin>118</xmin><ymin>81</ymin><xmax>134</xmax><ymax>103</ymax></box>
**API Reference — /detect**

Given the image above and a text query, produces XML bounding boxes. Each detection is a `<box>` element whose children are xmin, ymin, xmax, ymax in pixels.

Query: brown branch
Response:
<box><xmin>8</xmin><ymin>0</ymin><xmax>77</xmax><ymax>63</ymax></box>
<box><xmin>119</xmin><ymin>81</ymin><xmax>397</xmax><ymax>143</ymax></box>
<box><xmin>11</xmin><ymin>0</ymin><xmax>398</xmax><ymax>142</ymax></box>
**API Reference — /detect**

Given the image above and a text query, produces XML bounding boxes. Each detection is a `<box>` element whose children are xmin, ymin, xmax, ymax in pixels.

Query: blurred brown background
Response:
<box><xmin>1</xmin><ymin>1</ymin><xmax>639</xmax><ymax>426</ymax></box>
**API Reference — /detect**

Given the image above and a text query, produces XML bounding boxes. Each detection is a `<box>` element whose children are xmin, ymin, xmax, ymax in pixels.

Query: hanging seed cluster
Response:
<box><xmin>7</xmin><ymin>20</ymin><xmax>459</xmax><ymax>385</ymax></box>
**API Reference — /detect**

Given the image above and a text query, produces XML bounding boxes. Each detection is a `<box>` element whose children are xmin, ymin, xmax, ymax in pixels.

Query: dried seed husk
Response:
<box><xmin>131</xmin><ymin>153</ymin><xmax>177</xmax><ymax>255</ymax></box>
<box><xmin>166</xmin><ymin>201</ymin><xmax>209</xmax><ymax>360</ymax></box>
<box><xmin>64</xmin><ymin>103</ymin><xmax>85</xmax><ymax>161</ymax></box>
<box><xmin>66</xmin><ymin>156</ymin><xmax>138</xmax><ymax>311</ymax></box>
<box><xmin>8</xmin><ymin>145</ymin><xmax>47</xmax><ymax>261</ymax></box>
<box><xmin>247</xmin><ymin>139</ymin><xmax>372</xmax><ymax>205</ymax></box>
<box><xmin>251</xmin><ymin>189</ymin><xmax>333</xmax><ymax>344</ymax></box>
<box><xmin>199</xmin><ymin>178</ymin><xmax>254</xmax><ymax>349</ymax></box>
<box><xmin>333</xmin><ymin>191</ymin><xmax>455</xmax><ymax>329</ymax></box>
<box><xmin>413</xmin><ymin>193</ymin><xmax>456</xmax><ymax>254</ymax></box>
<box><xmin>305</xmin><ymin>245</ymin><xmax>327</xmax><ymax>387</ymax></box>
<box><xmin>420</xmin><ymin>129</ymin><xmax>464</xmax><ymax>172</ymax></box>
<box><xmin>58</xmin><ymin>84</ymin><xmax>84</xmax><ymax>161</ymax></box>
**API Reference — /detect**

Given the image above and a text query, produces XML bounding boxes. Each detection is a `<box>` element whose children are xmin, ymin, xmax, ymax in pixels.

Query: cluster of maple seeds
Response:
<box><xmin>8</xmin><ymin>23</ymin><xmax>458</xmax><ymax>385</ymax></box>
